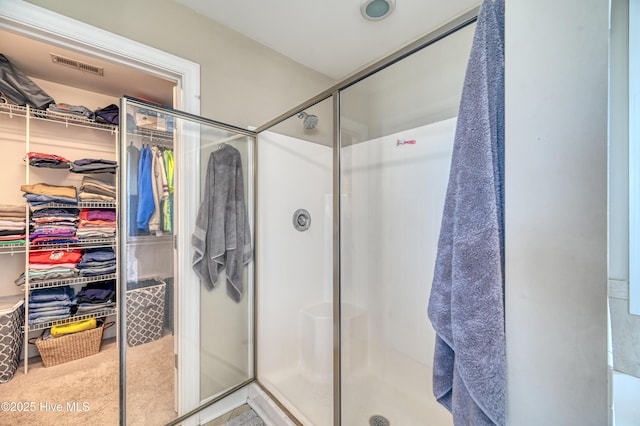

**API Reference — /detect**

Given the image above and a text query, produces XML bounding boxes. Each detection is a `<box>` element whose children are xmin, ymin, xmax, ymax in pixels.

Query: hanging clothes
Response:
<box><xmin>127</xmin><ymin>143</ymin><xmax>141</xmax><ymax>236</ymax></box>
<box><xmin>427</xmin><ymin>0</ymin><xmax>506</xmax><ymax>425</ymax></box>
<box><xmin>149</xmin><ymin>145</ymin><xmax>168</xmax><ymax>235</ymax></box>
<box><xmin>162</xmin><ymin>149</ymin><xmax>174</xmax><ymax>234</ymax></box>
<box><xmin>136</xmin><ymin>145</ymin><xmax>154</xmax><ymax>232</ymax></box>
<box><xmin>191</xmin><ymin>144</ymin><xmax>252</xmax><ymax>302</ymax></box>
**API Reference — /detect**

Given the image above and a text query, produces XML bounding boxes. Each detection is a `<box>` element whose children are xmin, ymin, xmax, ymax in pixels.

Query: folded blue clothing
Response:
<box><xmin>31</xmin><ymin>238</ymin><xmax>78</xmax><ymax>245</ymax></box>
<box><xmin>31</xmin><ymin>208</ymin><xmax>80</xmax><ymax>218</ymax></box>
<box><xmin>48</xmin><ymin>103</ymin><xmax>94</xmax><ymax>119</ymax></box>
<box><xmin>29</xmin><ymin>293</ymin><xmax>70</xmax><ymax>303</ymax></box>
<box><xmin>29</xmin><ymin>306</ymin><xmax>71</xmax><ymax>317</ymax></box>
<box><xmin>73</xmin><ymin>158</ymin><xmax>117</xmax><ymax>167</ymax></box>
<box><xmin>29</xmin><ymin>158</ymin><xmax>70</xmax><ymax>169</ymax></box>
<box><xmin>28</xmin><ymin>306</ymin><xmax>71</xmax><ymax>318</ymax></box>
<box><xmin>81</xmin><ymin>248</ymin><xmax>116</xmax><ymax>262</ymax></box>
<box><xmin>24</xmin><ymin>193</ymin><xmax>78</xmax><ymax>205</ymax></box>
<box><xmin>77</xmin><ymin>259</ymin><xmax>116</xmax><ymax>268</ymax></box>
<box><xmin>29</xmin><ymin>286</ymin><xmax>73</xmax><ymax>303</ymax></box>
<box><xmin>78</xmin><ymin>266</ymin><xmax>116</xmax><ymax>276</ymax></box>
<box><xmin>75</xmin><ymin>288</ymin><xmax>114</xmax><ymax>302</ymax></box>
<box><xmin>28</xmin><ymin>299</ymin><xmax>72</xmax><ymax>309</ymax></box>
<box><xmin>28</xmin><ymin>312</ymin><xmax>71</xmax><ymax>324</ymax></box>
<box><xmin>76</xmin><ymin>303</ymin><xmax>115</xmax><ymax>313</ymax></box>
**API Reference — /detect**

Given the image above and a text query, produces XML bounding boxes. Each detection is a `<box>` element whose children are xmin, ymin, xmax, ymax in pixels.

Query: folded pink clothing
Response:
<box><xmin>29</xmin><ymin>262</ymin><xmax>77</xmax><ymax>270</ymax></box>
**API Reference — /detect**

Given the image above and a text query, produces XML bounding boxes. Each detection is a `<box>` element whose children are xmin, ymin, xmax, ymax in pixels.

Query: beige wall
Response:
<box><xmin>505</xmin><ymin>0</ymin><xmax>609</xmax><ymax>424</ymax></box>
<box><xmin>25</xmin><ymin>0</ymin><xmax>335</xmax><ymax>129</ymax></box>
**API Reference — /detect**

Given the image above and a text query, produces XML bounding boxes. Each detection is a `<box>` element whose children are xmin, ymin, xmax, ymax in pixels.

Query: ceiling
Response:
<box><xmin>0</xmin><ymin>0</ymin><xmax>479</xmax><ymax>108</ymax></box>
<box><xmin>0</xmin><ymin>29</ymin><xmax>176</xmax><ymax>106</ymax></box>
<box><xmin>173</xmin><ymin>0</ymin><xmax>480</xmax><ymax>80</ymax></box>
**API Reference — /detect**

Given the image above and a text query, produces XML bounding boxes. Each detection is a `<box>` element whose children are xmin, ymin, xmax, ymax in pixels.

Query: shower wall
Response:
<box><xmin>256</xmin><ymin>130</ymin><xmax>333</xmax><ymax>425</ymax></box>
<box><xmin>340</xmin><ymin>118</ymin><xmax>457</xmax><ymax>425</ymax></box>
<box><xmin>256</xmin><ymin>118</ymin><xmax>457</xmax><ymax>425</ymax></box>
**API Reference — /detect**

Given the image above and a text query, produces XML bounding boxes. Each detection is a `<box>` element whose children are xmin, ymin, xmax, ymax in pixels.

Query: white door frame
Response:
<box><xmin>0</xmin><ymin>0</ymin><xmax>202</xmax><ymax>420</ymax></box>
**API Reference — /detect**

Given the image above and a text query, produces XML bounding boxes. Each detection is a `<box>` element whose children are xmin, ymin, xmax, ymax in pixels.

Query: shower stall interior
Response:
<box><xmin>252</xmin><ymin>13</ymin><xmax>477</xmax><ymax>426</ymax></box>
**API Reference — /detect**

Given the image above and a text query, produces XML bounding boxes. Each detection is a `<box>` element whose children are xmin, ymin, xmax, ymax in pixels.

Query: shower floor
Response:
<box><xmin>263</xmin><ymin>348</ymin><xmax>452</xmax><ymax>425</ymax></box>
<box><xmin>203</xmin><ymin>404</ymin><xmax>265</xmax><ymax>426</ymax></box>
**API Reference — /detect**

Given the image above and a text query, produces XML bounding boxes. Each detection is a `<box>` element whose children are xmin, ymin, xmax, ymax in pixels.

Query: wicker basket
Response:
<box><xmin>31</xmin><ymin>321</ymin><xmax>113</xmax><ymax>367</ymax></box>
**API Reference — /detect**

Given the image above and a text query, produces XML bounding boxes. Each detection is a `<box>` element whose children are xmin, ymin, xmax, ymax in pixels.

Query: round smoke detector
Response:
<box><xmin>361</xmin><ymin>0</ymin><xmax>396</xmax><ymax>21</ymax></box>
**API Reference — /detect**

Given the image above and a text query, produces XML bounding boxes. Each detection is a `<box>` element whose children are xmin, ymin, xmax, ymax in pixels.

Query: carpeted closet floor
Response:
<box><xmin>0</xmin><ymin>334</ymin><xmax>175</xmax><ymax>426</ymax></box>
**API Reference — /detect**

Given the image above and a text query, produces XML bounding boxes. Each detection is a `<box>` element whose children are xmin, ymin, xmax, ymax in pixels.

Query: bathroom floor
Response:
<box><xmin>613</xmin><ymin>371</ymin><xmax>640</xmax><ymax>426</ymax></box>
<box><xmin>203</xmin><ymin>404</ymin><xmax>265</xmax><ymax>426</ymax></box>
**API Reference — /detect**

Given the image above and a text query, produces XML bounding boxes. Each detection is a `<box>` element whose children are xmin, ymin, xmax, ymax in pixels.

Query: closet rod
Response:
<box><xmin>200</xmin><ymin>132</ymin><xmax>249</xmax><ymax>150</ymax></box>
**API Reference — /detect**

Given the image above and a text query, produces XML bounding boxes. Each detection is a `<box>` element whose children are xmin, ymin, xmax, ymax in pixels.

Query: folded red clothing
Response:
<box><xmin>27</xmin><ymin>152</ymin><xmax>71</xmax><ymax>163</ymax></box>
<box><xmin>29</xmin><ymin>249</ymin><xmax>82</xmax><ymax>264</ymax></box>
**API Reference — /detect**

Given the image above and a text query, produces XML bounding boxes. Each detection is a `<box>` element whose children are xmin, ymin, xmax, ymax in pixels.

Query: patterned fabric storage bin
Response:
<box><xmin>126</xmin><ymin>278</ymin><xmax>166</xmax><ymax>346</ymax></box>
<box><xmin>0</xmin><ymin>295</ymin><xmax>24</xmax><ymax>383</ymax></box>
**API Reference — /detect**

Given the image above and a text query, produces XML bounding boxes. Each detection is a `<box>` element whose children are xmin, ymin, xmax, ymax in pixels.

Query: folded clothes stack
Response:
<box><xmin>0</xmin><ymin>204</ymin><xmax>26</xmax><ymax>245</ymax></box>
<box><xmin>76</xmin><ymin>247</ymin><xmax>116</xmax><ymax>277</ymax></box>
<box><xmin>69</xmin><ymin>158</ymin><xmax>117</xmax><ymax>174</ymax></box>
<box><xmin>78</xmin><ymin>176</ymin><xmax>116</xmax><ymax>202</ymax></box>
<box><xmin>26</xmin><ymin>152</ymin><xmax>71</xmax><ymax>169</ymax></box>
<box><xmin>28</xmin><ymin>286</ymin><xmax>74</xmax><ymax>325</ymax></box>
<box><xmin>47</xmin><ymin>102</ymin><xmax>94</xmax><ymax>120</ymax></box>
<box><xmin>15</xmin><ymin>249</ymin><xmax>82</xmax><ymax>286</ymax></box>
<box><xmin>76</xmin><ymin>209</ymin><xmax>116</xmax><ymax>240</ymax></box>
<box><xmin>20</xmin><ymin>182</ymin><xmax>78</xmax><ymax>207</ymax></box>
<box><xmin>73</xmin><ymin>279</ymin><xmax>116</xmax><ymax>314</ymax></box>
<box><xmin>28</xmin><ymin>206</ymin><xmax>80</xmax><ymax>246</ymax></box>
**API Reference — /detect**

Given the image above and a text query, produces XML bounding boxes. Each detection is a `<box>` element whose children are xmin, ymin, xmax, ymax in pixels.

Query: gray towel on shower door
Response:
<box><xmin>427</xmin><ymin>0</ymin><xmax>505</xmax><ymax>425</ymax></box>
<box><xmin>192</xmin><ymin>144</ymin><xmax>253</xmax><ymax>302</ymax></box>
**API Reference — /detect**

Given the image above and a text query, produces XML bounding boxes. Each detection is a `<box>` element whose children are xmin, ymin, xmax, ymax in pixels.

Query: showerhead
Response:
<box><xmin>297</xmin><ymin>111</ymin><xmax>319</xmax><ymax>130</ymax></box>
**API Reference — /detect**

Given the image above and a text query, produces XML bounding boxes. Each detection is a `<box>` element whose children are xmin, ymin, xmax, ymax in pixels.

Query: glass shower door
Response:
<box><xmin>256</xmin><ymin>98</ymin><xmax>334</xmax><ymax>425</ymax></box>
<box><xmin>119</xmin><ymin>97</ymin><xmax>255</xmax><ymax>425</ymax></box>
<box><xmin>339</xmin><ymin>23</ymin><xmax>475</xmax><ymax>426</ymax></box>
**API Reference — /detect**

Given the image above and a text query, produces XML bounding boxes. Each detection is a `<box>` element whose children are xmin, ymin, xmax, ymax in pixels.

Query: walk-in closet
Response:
<box><xmin>0</xmin><ymin>28</ymin><xmax>182</xmax><ymax>425</ymax></box>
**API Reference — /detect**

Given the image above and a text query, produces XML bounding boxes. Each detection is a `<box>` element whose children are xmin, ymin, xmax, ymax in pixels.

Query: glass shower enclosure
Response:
<box><xmin>255</xmin><ymin>11</ymin><xmax>477</xmax><ymax>425</ymax></box>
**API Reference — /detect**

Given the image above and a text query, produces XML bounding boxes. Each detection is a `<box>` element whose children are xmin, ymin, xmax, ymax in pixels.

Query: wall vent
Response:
<box><xmin>50</xmin><ymin>53</ymin><xmax>104</xmax><ymax>76</ymax></box>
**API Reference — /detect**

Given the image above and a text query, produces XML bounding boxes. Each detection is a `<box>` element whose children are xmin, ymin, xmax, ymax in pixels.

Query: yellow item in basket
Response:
<box><xmin>50</xmin><ymin>318</ymin><xmax>97</xmax><ymax>337</ymax></box>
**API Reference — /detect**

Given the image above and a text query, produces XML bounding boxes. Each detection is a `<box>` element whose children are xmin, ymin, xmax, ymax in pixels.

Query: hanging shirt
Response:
<box><xmin>136</xmin><ymin>146</ymin><xmax>154</xmax><ymax>231</ymax></box>
<box><xmin>162</xmin><ymin>149</ymin><xmax>174</xmax><ymax>233</ymax></box>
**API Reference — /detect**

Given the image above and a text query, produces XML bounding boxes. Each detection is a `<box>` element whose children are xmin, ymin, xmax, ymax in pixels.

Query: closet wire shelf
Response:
<box><xmin>0</xmin><ymin>242</ymin><xmax>27</xmax><ymax>254</ymax></box>
<box><xmin>27</xmin><ymin>308</ymin><xmax>117</xmax><ymax>332</ymax></box>
<box><xmin>31</xmin><ymin>201</ymin><xmax>117</xmax><ymax>210</ymax></box>
<box><xmin>0</xmin><ymin>103</ymin><xmax>118</xmax><ymax>133</ymax></box>
<box><xmin>28</xmin><ymin>273</ymin><xmax>117</xmax><ymax>291</ymax></box>
<box><xmin>129</xmin><ymin>127</ymin><xmax>173</xmax><ymax>143</ymax></box>
<box><xmin>29</xmin><ymin>237</ymin><xmax>117</xmax><ymax>252</ymax></box>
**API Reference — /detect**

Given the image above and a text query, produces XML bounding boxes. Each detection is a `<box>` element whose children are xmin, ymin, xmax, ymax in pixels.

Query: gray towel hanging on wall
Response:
<box><xmin>427</xmin><ymin>0</ymin><xmax>506</xmax><ymax>424</ymax></box>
